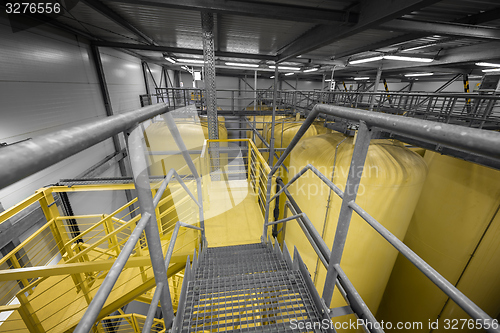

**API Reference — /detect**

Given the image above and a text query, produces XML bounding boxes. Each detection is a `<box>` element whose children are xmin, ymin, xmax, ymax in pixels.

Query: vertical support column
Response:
<box><xmin>127</xmin><ymin>127</ymin><xmax>174</xmax><ymax>328</ymax></box>
<box><xmin>268</xmin><ymin>66</ymin><xmax>279</xmax><ymax>167</ymax></box>
<box><xmin>369</xmin><ymin>64</ymin><xmax>383</xmax><ymax>111</ymax></box>
<box><xmin>201</xmin><ymin>11</ymin><xmax>219</xmax><ymax>180</ymax></box>
<box><xmin>90</xmin><ymin>45</ymin><xmax>134</xmax><ymax>205</ymax></box>
<box><xmin>254</xmin><ymin>70</ymin><xmax>257</xmax><ymax>111</ymax></box>
<box><xmin>322</xmin><ymin>121</ymin><xmax>373</xmax><ymax>306</ymax></box>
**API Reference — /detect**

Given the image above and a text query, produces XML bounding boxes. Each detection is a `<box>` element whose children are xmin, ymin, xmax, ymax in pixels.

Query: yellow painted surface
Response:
<box><xmin>204</xmin><ymin>180</ymin><xmax>264</xmax><ymax>247</ymax></box>
<box><xmin>144</xmin><ymin>117</ymin><xmax>227</xmax><ymax>176</ymax></box>
<box><xmin>377</xmin><ymin>152</ymin><xmax>500</xmax><ymax>332</ymax></box>
<box><xmin>285</xmin><ymin>134</ymin><xmax>427</xmax><ymax>331</ymax></box>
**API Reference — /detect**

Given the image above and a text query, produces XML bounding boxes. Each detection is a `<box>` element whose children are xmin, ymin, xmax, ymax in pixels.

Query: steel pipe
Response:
<box><xmin>153</xmin><ymin>168</ymin><xmax>201</xmax><ymax>208</ymax></box>
<box><xmin>74</xmin><ymin>213</ymin><xmax>151</xmax><ymax>333</ymax></box>
<box><xmin>0</xmin><ymin>104</ymin><xmax>170</xmax><ymax>190</ymax></box>
<box><xmin>141</xmin><ymin>282</ymin><xmax>164</xmax><ymax>333</ymax></box>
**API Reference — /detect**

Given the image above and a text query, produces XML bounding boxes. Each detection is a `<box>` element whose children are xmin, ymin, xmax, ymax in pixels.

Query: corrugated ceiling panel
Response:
<box><xmin>54</xmin><ymin>1</ymin><xmax>141</xmax><ymax>42</ymax></box>
<box><xmin>404</xmin><ymin>0</ymin><xmax>500</xmax><ymax>22</ymax></box>
<box><xmin>304</xmin><ymin>29</ymin><xmax>404</xmax><ymax>59</ymax></box>
<box><xmin>104</xmin><ymin>3</ymin><xmax>204</xmax><ymax>48</ymax></box>
<box><xmin>219</xmin><ymin>15</ymin><xmax>314</xmax><ymax>54</ymax></box>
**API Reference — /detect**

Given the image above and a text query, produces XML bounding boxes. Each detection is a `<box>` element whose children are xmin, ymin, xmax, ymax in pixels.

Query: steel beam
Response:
<box><xmin>104</xmin><ymin>0</ymin><xmax>357</xmax><ymax>25</ymax></box>
<box><xmin>81</xmin><ymin>0</ymin><xmax>157</xmax><ymax>45</ymax></box>
<box><xmin>277</xmin><ymin>0</ymin><xmax>441</xmax><ymax>61</ymax></box>
<box><xmin>332</xmin><ymin>6</ymin><xmax>500</xmax><ymax>60</ymax></box>
<box><xmin>380</xmin><ymin>19</ymin><xmax>500</xmax><ymax>40</ymax></box>
<box><xmin>92</xmin><ymin>41</ymin><xmax>275</xmax><ymax>60</ymax></box>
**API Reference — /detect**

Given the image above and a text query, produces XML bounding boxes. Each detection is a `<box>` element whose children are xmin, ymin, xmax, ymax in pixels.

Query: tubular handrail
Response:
<box><xmin>142</xmin><ymin>221</ymin><xmax>204</xmax><ymax>333</ymax></box>
<box><xmin>153</xmin><ymin>168</ymin><xmax>201</xmax><ymax>208</ymax></box>
<box><xmin>74</xmin><ymin>212</ymin><xmax>152</xmax><ymax>333</ymax></box>
<box><xmin>263</xmin><ymin>103</ymin><xmax>500</xmax><ymax>332</ymax></box>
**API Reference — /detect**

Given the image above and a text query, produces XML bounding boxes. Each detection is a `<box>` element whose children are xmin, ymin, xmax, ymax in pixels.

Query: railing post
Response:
<box><xmin>126</xmin><ymin>126</ymin><xmax>175</xmax><ymax>328</ymax></box>
<box><xmin>322</xmin><ymin>120</ymin><xmax>373</xmax><ymax>306</ymax></box>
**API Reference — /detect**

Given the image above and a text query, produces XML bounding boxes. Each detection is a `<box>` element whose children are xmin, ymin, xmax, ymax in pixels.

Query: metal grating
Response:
<box><xmin>177</xmin><ymin>243</ymin><xmax>328</xmax><ymax>332</ymax></box>
<box><xmin>180</xmin><ymin>271</ymin><xmax>325</xmax><ymax>332</ymax></box>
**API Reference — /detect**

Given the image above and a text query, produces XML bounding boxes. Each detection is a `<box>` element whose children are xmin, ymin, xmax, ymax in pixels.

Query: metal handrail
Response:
<box><xmin>263</xmin><ymin>103</ymin><xmax>500</xmax><ymax>332</ymax></box>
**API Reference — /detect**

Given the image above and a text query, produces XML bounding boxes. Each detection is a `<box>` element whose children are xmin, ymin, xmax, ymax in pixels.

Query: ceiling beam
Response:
<box><xmin>332</xmin><ymin>6</ymin><xmax>500</xmax><ymax>59</ymax></box>
<box><xmin>104</xmin><ymin>0</ymin><xmax>358</xmax><ymax>25</ymax></box>
<box><xmin>277</xmin><ymin>0</ymin><xmax>441</xmax><ymax>62</ymax></box>
<box><xmin>80</xmin><ymin>0</ymin><xmax>157</xmax><ymax>45</ymax></box>
<box><xmin>92</xmin><ymin>41</ymin><xmax>276</xmax><ymax>60</ymax></box>
<box><xmin>379</xmin><ymin>19</ymin><xmax>500</xmax><ymax>41</ymax></box>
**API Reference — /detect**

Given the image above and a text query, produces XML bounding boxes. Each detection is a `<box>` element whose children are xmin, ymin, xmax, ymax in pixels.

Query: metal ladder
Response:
<box><xmin>172</xmin><ymin>239</ymin><xmax>332</xmax><ymax>332</ymax></box>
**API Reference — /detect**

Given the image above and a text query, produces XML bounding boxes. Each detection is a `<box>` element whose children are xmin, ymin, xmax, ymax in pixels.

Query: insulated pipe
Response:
<box><xmin>0</xmin><ymin>104</ymin><xmax>170</xmax><ymax>190</ymax></box>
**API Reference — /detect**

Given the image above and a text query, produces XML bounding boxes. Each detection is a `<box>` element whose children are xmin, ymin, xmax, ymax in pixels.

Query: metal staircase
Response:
<box><xmin>172</xmin><ymin>240</ymin><xmax>332</xmax><ymax>333</ymax></box>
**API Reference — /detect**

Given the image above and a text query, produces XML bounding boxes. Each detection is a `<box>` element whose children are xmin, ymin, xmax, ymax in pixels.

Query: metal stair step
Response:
<box><xmin>178</xmin><ymin>270</ymin><xmax>327</xmax><ymax>333</ymax></box>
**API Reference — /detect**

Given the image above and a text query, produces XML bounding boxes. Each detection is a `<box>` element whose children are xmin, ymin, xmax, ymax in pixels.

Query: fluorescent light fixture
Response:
<box><xmin>269</xmin><ymin>65</ymin><xmax>301</xmax><ymax>71</ymax></box>
<box><xmin>402</xmin><ymin>43</ymin><xmax>437</xmax><ymax>52</ymax></box>
<box><xmin>405</xmin><ymin>72</ymin><xmax>434</xmax><ymax>77</ymax></box>
<box><xmin>164</xmin><ymin>56</ymin><xmax>176</xmax><ymax>64</ymax></box>
<box><xmin>225</xmin><ymin>62</ymin><xmax>259</xmax><ymax>68</ymax></box>
<box><xmin>303</xmin><ymin>68</ymin><xmax>318</xmax><ymax>73</ymax></box>
<box><xmin>270</xmin><ymin>76</ymin><xmax>275</xmax><ymax>79</ymax></box>
<box><xmin>324</xmin><ymin>79</ymin><xmax>332</xmax><ymax>82</ymax></box>
<box><xmin>476</xmin><ymin>62</ymin><xmax>500</xmax><ymax>67</ymax></box>
<box><xmin>354</xmin><ymin>77</ymin><xmax>369</xmax><ymax>80</ymax></box>
<box><xmin>285</xmin><ymin>72</ymin><xmax>295</xmax><ymax>76</ymax></box>
<box><xmin>349</xmin><ymin>56</ymin><xmax>383</xmax><ymax>65</ymax></box>
<box><xmin>482</xmin><ymin>68</ymin><xmax>500</xmax><ymax>73</ymax></box>
<box><xmin>177</xmin><ymin>58</ymin><xmax>205</xmax><ymax>64</ymax></box>
<box><xmin>384</xmin><ymin>55</ymin><xmax>433</xmax><ymax>62</ymax></box>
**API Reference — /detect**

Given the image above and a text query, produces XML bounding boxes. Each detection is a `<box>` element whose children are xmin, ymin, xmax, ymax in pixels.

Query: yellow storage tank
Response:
<box><xmin>377</xmin><ymin>152</ymin><xmax>500</xmax><ymax>332</ymax></box>
<box><xmin>246</xmin><ymin>115</ymin><xmax>287</xmax><ymax>147</ymax></box>
<box><xmin>286</xmin><ymin>133</ymin><xmax>427</xmax><ymax>331</ymax></box>
<box><xmin>144</xmin><ymin>116</ymin><xmax>227</xmax><ymax>176</ymax></box>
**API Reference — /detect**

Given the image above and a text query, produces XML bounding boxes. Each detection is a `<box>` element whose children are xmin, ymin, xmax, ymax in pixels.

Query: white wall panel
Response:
<box><xmin>99</xmin><ymin>48</ymin><xmax>145</xmax><ymax>113</ymax></box>
<box><xmin>0</xmin><ymin>18</ymin><xmax>125</xmax><ymax>209</ymax></box>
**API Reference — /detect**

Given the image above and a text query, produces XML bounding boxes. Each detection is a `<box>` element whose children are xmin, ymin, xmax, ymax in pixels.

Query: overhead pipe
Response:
<box><xmin>0</xmin><ymin>104</ymin><xmax>170</xmax><ymax>190</ymax></box>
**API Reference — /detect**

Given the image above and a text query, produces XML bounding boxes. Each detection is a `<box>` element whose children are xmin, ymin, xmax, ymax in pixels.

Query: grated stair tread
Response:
<box><xmin>176</xmin><ymin>243</ymin><xmax>328</xmax><ymax>332</ymax></box>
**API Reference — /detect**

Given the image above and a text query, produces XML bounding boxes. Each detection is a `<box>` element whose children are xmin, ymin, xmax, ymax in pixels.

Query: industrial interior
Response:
<box><xmin>1</xmin><ymin>0</ymin><xmax>500</xmax><ymax>332</ymax></box>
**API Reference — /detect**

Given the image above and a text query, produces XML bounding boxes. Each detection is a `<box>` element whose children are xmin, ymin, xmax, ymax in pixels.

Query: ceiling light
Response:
<box><xmin>405</xmin><ymin>72</ymin><xmax>434</xmax><ymax>77</ymax></box>
<box><xmin>402</xmin><ymin>43</ymin><xmax>437</xmax><ymax>52</ymax></box>
<box><xmin>384</xmin><ymin>55</ymin><xmax>433</xmax><ymax>62</ymax></box>
<box><xmin>349</xmin><ymin>56</ymin><xmax>383</xmax><ymax>65</ymax></box>
<box><xmin>324</xmin><ymin>79</ymin><xmax>332</xmax><ymax>82</ymax></box>
<box><xmin>178</xmin><ymin>58</ymin><xmax>205</xmax><ymax>64</ymax></box>
<box><xmin>354</xmin><ymin>77</ymin><xmax>369</xmax><ymax>80</ymax></box>
<box><xmin>225</xmin><ymin>62</ymin><xmax>259</xmax><ymax>68</ymax></box>
<box><xmin>303</xmin><ymin>68</ymin><xmax>318</xmax><ymax>73</ymax></box>
<box><xmin>269</xmin><ymin>65</ymin><xmax>301</xmax><ymax>71</ymax></box>
<box><xmin>270</xmin><ymin>76</ymin><xmax>275</xmax><ymax>79</ymax></box>
<box><xmin>482</xmin><ymin>68</ymin><xmax>500</xmax><ymax>72</ymax></box>
<box><xmin>476</xmin><ymin>62</ymin><xmax>500</xmax><ymax>67</ymax></box>
<box><xmin>284</xmin><ymin>72</ymin><xmax>295</xmax><ymax>76</ymax></box>
<box><xmin>164</xmin><ymin>56</ymin><xmax>176</xmax><ymax>64</ymax></box>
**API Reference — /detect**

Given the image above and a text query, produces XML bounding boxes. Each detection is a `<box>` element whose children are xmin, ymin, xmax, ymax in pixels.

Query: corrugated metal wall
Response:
<box><xmin>0</xmin><ymin>17</ymin><xmax>123</xmax><ymax>209</ymax></box>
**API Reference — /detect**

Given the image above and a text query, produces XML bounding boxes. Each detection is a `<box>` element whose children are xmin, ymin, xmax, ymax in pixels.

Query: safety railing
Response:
<box><xmin>0</xmin><ymin>105</ymin><xmax>208</xmax><ymax>332</ymax></box>
<box><xmin>154</xmin><ymin>88</ymin><xmax>500</xmax><ymax>130</ymax></box>
<box><xmin>263</xmin><ymin>103</ymin><xmax>500</xmax><ymax>332</ymax></box>
<box><xmin>0</xmin><ymin>184</ymin><xmax>199</xmax><ymax>333</ymax></box>
<box><xmin>202</xmin><ymin>138</ymin><xmax>277</xmax><ymax>218</ymax></box>
<box><xmin>92</xmin><ymin>313</ymin><xmax>166</xmax><ymax>333</ymax></box>
<box><xmin>74</xmin><ymin>113</ymin><xmax>206</xmax><ymax>332</ymax></box>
